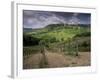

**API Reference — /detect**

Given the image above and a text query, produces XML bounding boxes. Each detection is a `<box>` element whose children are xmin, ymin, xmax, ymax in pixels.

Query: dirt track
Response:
<box><xmin>23</xmin><ymin>51</ymin><xmax>90</xmax><ymax>69</ymax></box>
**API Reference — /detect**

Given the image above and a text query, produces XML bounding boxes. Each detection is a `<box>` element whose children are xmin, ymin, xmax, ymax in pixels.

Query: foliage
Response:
<box><xmin>23</xmin><ymin>25</ymin><xmax>91</xmax><ymax>56</ymax></box>
<box><xmin>23</xmin><ymin>34</ymin><xmax>40</xmax><ymax>46</ymax></box>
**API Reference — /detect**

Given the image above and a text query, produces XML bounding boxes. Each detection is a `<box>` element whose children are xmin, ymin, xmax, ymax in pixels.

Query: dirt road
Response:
<box><xmin>23</xmin><ymin>51</ymin><xmax>90</xmax><ymax>69</ymax></box>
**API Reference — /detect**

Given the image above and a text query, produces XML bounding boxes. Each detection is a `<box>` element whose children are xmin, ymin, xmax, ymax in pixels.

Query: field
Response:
<box><xmin>23</xmin><ymin>24</ymin><xmax>91</xmax><ymax>69</ymax></box>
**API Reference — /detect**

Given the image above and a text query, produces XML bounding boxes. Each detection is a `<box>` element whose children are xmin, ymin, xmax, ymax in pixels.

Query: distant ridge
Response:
<box><xmin>23</xmin><ymin>28</ymin><xmax>33</xmax><ymax>32</ymax></box>
<box><xmin>23</xmin><ymin>23</ymin><xmax>90</xmax><ymax>32</ymax></box>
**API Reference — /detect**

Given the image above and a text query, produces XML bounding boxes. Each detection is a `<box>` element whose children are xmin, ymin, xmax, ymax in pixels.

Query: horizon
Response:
<box><xmin>23</xmin><ymin>23</ymin><xmax>90</xmax><ymax>29</ymax></box>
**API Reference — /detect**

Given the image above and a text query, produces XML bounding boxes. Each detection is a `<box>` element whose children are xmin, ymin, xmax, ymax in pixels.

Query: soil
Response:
<box><xmin>23</xmin><ymin>51</ymin><xmax>90</xmax><ymax>69</ymax></box>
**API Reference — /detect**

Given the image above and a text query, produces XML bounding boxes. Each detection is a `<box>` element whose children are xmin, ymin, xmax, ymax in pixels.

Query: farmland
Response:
<box><xmin>23</xmin><ymin>24</ymin><xmax>91</xmax><ymax>69</ymax></box>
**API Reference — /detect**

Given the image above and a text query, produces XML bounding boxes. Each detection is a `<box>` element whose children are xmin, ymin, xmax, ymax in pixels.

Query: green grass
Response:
<box><xmin>23</xmin><ymin>25</ymin><xmax>90</xmax><ymax>56</ymax></box>
<box><xmin>29</xmin><ymin>26</ymin><xmax>89</xmax><ymax>42</ymax></box>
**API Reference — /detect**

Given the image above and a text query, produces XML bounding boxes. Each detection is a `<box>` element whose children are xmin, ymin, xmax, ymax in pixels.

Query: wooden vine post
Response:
<box><xmin>39</xmin><ymin>40</ymin><xmax>48</xmax><ymax>68</ymax></box>
<box><xmin>75</xmin><ymin>39</ymin><xmax>79</xmax><ymax>56</ymax></box>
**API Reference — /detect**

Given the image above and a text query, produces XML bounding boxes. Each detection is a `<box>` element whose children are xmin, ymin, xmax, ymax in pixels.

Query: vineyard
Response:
<box><xmin>23</xmin><ymin>24</ymin><xmax>91</xmax><ymax>69</ymax></box>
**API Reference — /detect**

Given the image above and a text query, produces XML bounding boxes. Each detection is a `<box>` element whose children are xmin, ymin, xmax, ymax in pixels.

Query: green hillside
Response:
<box><xmin>23</xmin><ymin>24</ymin><xmax>90</xmax><ymax>56</ymax></box>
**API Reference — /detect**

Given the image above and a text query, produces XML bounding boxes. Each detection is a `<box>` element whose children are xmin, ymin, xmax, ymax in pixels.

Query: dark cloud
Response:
<box><xmin>23</xmin><ymin>10</ymin><xmax>91</xmax><ymax>29</ymax></box>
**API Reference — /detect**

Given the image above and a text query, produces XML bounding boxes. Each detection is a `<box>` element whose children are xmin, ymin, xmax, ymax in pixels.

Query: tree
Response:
<box><xmin>23</xmin><ymin>34</ymin><xmax>40</xmax><ymax>46</ymax></box>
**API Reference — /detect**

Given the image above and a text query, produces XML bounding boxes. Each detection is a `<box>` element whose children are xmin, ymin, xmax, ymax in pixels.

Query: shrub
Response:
<box><xmin>23</xmin><ymin>34</ymin><xmax>40</xmax><ymax>46</ymax></box>
<box><xmin>74</xmin><ymin>32</ymin><xmax>90</xmax><ymax>37</ymax></box>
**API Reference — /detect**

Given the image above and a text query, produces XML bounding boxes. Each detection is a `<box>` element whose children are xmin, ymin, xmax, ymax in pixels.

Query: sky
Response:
<box><xmin>23</xmin><ymin>10</ymin><xmax>91</xmax><ymax>29</ymax></box>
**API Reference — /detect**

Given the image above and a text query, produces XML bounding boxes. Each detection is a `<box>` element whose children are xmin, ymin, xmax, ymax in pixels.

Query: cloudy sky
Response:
<box><xmin>23</xmin><ymin>10</ymin><xmax>91</xmax><ymax>29</ymax></box>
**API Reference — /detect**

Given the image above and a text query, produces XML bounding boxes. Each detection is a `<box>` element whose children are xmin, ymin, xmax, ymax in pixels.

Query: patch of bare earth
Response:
<box><xmin>64</xmin><ymin>52</ymin><xmax>91</xmax><ymax>67</ymax></box>
<box><xmin>23</xmin><ymin>53</ymin><xmax>42</xmax><ymax>69</ymax></box>
<box><xmin>23</xmin><ymin>51</ymin><xmax>90</xmax><ymax>69</ymax></box>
